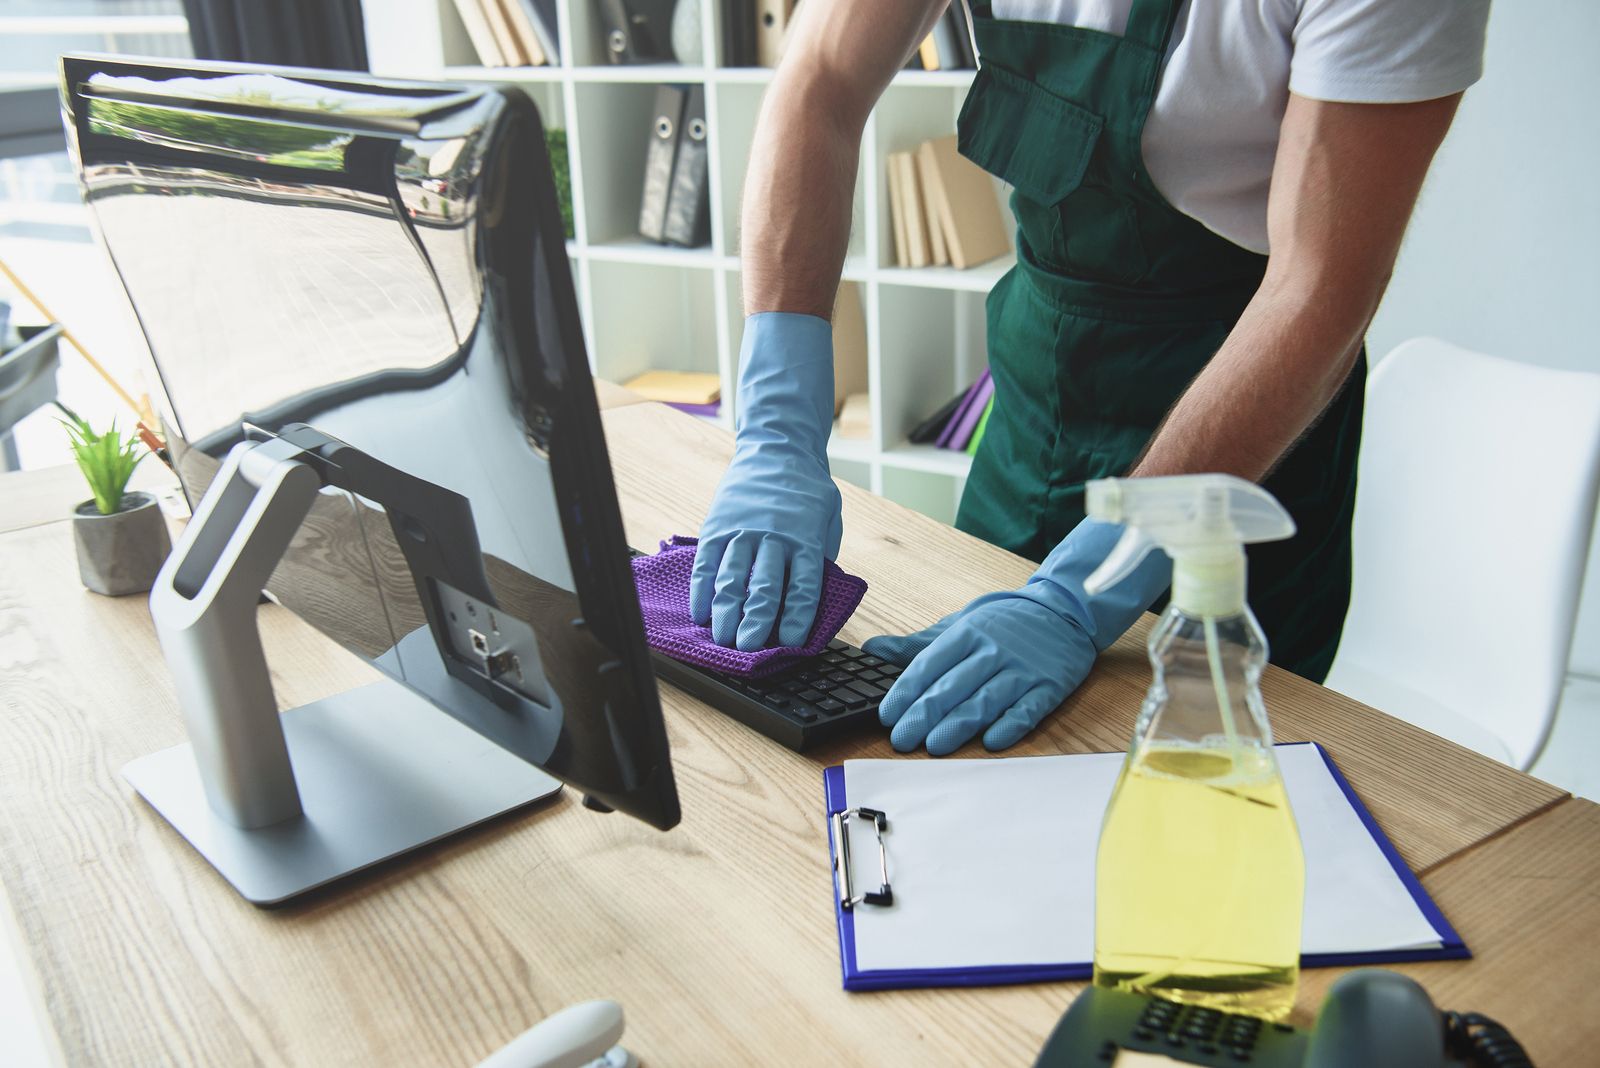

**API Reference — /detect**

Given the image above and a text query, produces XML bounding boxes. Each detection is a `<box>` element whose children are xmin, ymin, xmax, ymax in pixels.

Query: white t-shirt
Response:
<box><xmin>988</xmin><ymin>0</ymin><xmax>1490</xmax><ymax>253</ymax></box>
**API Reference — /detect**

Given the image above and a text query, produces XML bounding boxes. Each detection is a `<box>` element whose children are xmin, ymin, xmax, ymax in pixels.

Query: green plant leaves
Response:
<box><xmin>58</xmin><ymin>410</ymin><xmax>145</xmax><ymax>515</ymax></box>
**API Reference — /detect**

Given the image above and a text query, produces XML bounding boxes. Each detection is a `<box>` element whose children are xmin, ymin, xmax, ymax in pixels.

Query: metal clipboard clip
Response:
<box><xmin>831</xmin><ymin>806</ymin><xmax>892</xmax><ymax>911</ymax></box>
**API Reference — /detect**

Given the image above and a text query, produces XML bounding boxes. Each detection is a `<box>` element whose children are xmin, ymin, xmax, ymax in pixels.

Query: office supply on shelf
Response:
<box><xmin>521</xmin><ymin>0</ymin><xmax>560</xmax><ymax>64</ymax></box>
<box><xmin>755</xmin><ymin>0</ymin><xmax>796</xmax><ymax>67</ymax></box>
<box><xmin>895</xmin><ymin>152</ymin><xmax>930</xmax><ymax>268</ymax></box>
<box><xmin>947</xmin><ymin>1</ymin><xmax>976</xmax><ymax>68</ymax></box>
<box><xmin>663</xmin><ymin>85</ymin><xmax>711</xmax><ymax>248</ymax></box>
<box><xmin>483</xmin><ymin>0</ymin><xmax>529</xmax><ymax>65</ymax></box>
<box><xmin>631</xmin><ymin>536</ymin><xmax>867</xmax><ymax>678</ymax></box>
<box><xmin>964</xmin><ymin>395</ymin><xmax>992</xmax><ymax>455</ymax></box>
<box><xmin>934</xmin><ymin>369</ymin><xmax>990</xmax><ymax>450</ymax></box>
<box><xmin>599</xmin><ymin>0</ymin><xmax>676</xmax><ymax>64</ymax></box>
<box><xmin>622</xmin><ymin>369</ymin><xmax>720</xmax><ymax>406</ymax></box>
<box><xmin>500</xmin><ymin>0</ymin><xmax>548</xmax><ymax>65</ymax></box>
<box><xmin>639</xmin><ymin>85</ymin><xmax>688</xmax><ymax>242</ymax></box>
<box><xmin>837</xmin><ymin>392</ymin><xmax>871</xmax><ymax>440</ymax></box>
<box><xmin>823</xmin><ymin>743</ymin><xmax>1466</xmax><ymax>990</ymax></box>
<box><xmin>920</xmin><ymin>134</ymin><xmax>1010</xmax><ymax>269</ymax></box>
<box><xmin>887</xmin><ymin>150</ymin><xmax>911</xmax><ymax>268</ymax></box>
<box><xmin>452</xmin><ymin>0</ymin><xmax>507</xmax><ymax>65</ymax></box>
<box><xmin>909</xmin><ymin>390</ymin><xmax>967</xmax><ymax>445</ymax></box>
<box><xmin>833</xmin><ymin>281</ymin><xmax>868</xmax><ymax>413</ymax></box>
<box><xmin>930</xmin><ymin>12</ymin><xmax>963</xmax><ymax>70</ymax></box>
<box><xmin>943</xmin><ymin>371</ymin><xmax>992</xmax><ymax>451</ymax></box>
<box><xmin>721</xmin><ymin>0</ymin><xmax>755</xmax><ymax>65</ymax></box>
<box><xmin>921</xmin><ymin>157</ymin><xmax>950</xmax><ymax>266</ymax></box>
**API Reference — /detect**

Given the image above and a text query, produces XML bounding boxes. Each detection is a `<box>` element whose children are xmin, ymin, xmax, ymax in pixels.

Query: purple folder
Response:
<box><xmin>942</xmin><ymin>373</ymin><xmax>993</xmax><ymax>451</ymax></box>
<box><xmin>934</xmin><ymin>369</ymin><xmax>990</xmax><ymax>449</ymax></box>
<box><xmin>823</xmin><ymin>742</ymin><xmax>1467</xmax><ymax>992</ymax></box>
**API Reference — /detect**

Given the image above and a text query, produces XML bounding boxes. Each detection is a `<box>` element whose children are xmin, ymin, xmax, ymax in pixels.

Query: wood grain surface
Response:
<box><xmin>0</xmin><ymin>397</ymin><xmax>1583</xmax><ymax>1067</ymax></box>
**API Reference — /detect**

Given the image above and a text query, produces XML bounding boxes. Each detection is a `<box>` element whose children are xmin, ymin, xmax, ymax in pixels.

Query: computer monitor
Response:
<box><xmin>61</xmin><ymin>54</ymin><xmax>679</xmax><ymax>903</ymax></box>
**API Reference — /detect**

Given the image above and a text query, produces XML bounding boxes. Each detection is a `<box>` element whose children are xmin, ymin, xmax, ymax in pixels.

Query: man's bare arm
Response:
<box><xmin>1130</xmin><ymin>92</ymin><xmax>1461</xmax><ymax>480</ymax></box>
<box><xmin>741</xmin><ymin>0</ymin><xmax>945</xmax><ymax>318</ymax></box>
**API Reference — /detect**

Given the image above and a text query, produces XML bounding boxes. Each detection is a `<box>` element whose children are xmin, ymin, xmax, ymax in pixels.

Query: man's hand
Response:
<box><xmin>696</xmin><ymin>0</ymin><xmax>945</xmax><ymax>648</ymax></box>
<box><xmin>691</xmin><ymin>314</ymin><xmax>842</xmax><ymax>649</ymax></box>
<box><xmin>864</xmin><ymin>520</ymin><xmax>1171</xmax><ymax>755</ymax></box>
<box><xmin>1131</xmin><ymin>92</ymin><xmax>1462</xmax><ymax>481</ymax></box>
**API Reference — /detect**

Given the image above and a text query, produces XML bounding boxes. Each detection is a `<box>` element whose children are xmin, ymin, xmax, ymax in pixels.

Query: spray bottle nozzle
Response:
<box><xmin>1083</xmin><ymin>474</ymin><xmax>1295</xmax><ymax>616</ymax></box>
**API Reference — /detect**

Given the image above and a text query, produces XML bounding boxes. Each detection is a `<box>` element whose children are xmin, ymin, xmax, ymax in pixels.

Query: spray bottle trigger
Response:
<box><xmin>1084</xmin><ymin>528</ymin><xmax>1158</xmax><ymax>596</ymax></box>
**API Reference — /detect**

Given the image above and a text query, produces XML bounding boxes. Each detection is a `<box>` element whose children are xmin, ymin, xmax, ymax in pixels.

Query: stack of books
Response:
<box><xmin>452</xmin><ymin>0</ymin><xmax>560</xmax><ymax>67</ymax></box>
<box><xmin>886</xmin><ymin>135</ymin><xmax>1010</xmax><ymax>270</ymax></box>
<box><xmin>910</xmin><ymin>370</ymin><xmax>993</xmax><ymax>455</ymax></box>
<box><xmin>623</xmin><ymin>369</ymin><xmax>722</xmax><ymax>417</ymax></box>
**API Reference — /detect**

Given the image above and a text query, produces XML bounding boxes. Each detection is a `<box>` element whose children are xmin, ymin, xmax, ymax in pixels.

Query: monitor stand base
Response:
<box><xmin>123</xmin><ymin>678</ymin><xmax>561</xmax><ymax>906</ymax></box>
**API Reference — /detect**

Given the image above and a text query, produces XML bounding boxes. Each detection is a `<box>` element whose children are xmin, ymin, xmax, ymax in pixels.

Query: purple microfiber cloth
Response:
<box><xmin>632</xmin><ymin>535</ymin><xmax>868</xmax><ymax>677</ymax></box>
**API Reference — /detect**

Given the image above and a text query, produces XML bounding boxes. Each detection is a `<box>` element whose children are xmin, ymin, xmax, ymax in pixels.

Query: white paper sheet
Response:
<box><xmin>841</xmin><ymin>743</ymin><xmax>1443</xmax><ymax>974</ymax></box>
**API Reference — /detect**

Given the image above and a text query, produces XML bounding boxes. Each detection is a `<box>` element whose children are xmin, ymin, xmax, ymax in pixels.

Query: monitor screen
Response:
<box><xmin>62</xmin><ymin>54</ymin><xmax>679</xmax><ymax>829</ymax></box>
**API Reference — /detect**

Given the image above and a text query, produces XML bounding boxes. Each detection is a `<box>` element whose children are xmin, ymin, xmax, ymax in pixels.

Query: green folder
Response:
<box><xmin>965</xmin><ymin>396</ymin><xmax>994</xmax><ymax>455</ymax></box>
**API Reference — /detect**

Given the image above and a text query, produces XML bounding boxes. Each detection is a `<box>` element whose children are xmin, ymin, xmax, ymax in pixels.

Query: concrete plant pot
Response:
<box><xmin>73</xmin><ymin>491</ymin><xmax>172</xmax><ymax>597</ymax></box>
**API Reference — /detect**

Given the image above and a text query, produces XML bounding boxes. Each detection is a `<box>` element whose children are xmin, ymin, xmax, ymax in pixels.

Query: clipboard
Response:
<box><xmin>823</xmin><ymin>742</ymin><xmax>1467</xmax><ymax>992</ymax></box>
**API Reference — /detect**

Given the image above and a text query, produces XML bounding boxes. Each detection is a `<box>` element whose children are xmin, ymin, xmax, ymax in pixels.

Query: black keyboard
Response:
<box><xmin>645</xmin><ymin>638</ymin><xmax>899</xmax><ymax>751</ymax></box>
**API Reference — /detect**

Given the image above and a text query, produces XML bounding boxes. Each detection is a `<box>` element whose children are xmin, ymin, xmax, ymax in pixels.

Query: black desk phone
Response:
<box><xmin>1035</xmin><ymin>970</ymin><xmax>1533</xmax><ymax>1067</ymax></box>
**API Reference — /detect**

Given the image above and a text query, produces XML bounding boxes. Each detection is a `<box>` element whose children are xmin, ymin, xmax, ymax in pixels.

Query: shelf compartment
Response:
<box><xmin>586</xmin><ymin>260</ymin><xmax>721</xmax><ymax>394</ymax></box>
<box><xmin>875</xmin><ymin>284</ymin><xmax>988</xmax><ymax>457</ymax></box>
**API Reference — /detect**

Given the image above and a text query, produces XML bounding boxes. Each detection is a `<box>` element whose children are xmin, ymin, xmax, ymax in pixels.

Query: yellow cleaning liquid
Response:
<box><xmin>1093</xmin><ymin>742</ymin><xmax>1304</xmax><ymax>1021</ymax></box>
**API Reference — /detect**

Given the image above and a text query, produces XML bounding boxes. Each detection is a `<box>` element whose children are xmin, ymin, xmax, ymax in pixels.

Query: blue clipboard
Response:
<box><xmin>822</xmin><ymin>742</ymin><xmax>1468</xmax><ymax>992</ymax></box>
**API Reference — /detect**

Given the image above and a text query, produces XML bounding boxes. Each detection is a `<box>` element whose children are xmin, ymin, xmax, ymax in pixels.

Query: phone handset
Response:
<box><xmin>1032</xmin><ymin>968</ymin><xmax>1535</xmax><ymax>1067</ymax></box>
<box><xmin>1306</xmin><ymin>970</ymin><xmax>1447</xmax><ymax>1066</ymax></box>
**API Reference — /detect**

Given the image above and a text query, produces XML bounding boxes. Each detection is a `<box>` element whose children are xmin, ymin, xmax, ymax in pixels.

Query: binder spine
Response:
<box><xmin>663</xmin><ymin>87</ymin><xmax>711</xmax><ymax>248</ymax></box>
<box><xmin>639</xmin><ymin>86</ymin><xmax>687</xmax><ymax>242</ymax></box>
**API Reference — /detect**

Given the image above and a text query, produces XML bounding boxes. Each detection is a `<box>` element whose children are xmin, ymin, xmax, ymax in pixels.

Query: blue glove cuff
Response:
<box><xmin>736</xmin><ymin>312</ymin><xmax>834</xmax><ymax>459</ymax></box>
<box><xmin>1023</xmin><ymin>518</ymin><xmax>1172</xmax><ymax>653</ymax></box>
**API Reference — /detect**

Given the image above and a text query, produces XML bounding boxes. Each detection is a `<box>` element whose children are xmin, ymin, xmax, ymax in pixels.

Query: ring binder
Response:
<box><xmin>831</xmin><ymin>806</ymin><xmax>892</xmax><ymax>911</ymax></box>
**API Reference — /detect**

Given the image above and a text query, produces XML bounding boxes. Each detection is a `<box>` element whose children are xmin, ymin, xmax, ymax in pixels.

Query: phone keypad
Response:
<box><xmin>1129</xmin><ymin>999</ymin><xmax>1267</xmax><ymax>1063</ymax></box>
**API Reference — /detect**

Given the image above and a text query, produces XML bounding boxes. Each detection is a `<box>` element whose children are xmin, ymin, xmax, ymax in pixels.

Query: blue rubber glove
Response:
<box><xmin>864</xmin><ymin>519</ymin><xmax>1171</xmax><ymax>755</ymax></box>
<box><xmin>691</xmin><ymin>312</ymin><xmax>843</xmax><ymax>650</ymax></box>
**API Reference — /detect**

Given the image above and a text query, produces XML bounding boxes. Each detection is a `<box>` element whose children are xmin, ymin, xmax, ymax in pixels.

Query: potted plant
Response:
<box><xmin>58</xmin><ymin>404</ymin><xmax>171</xmax><ymax>596</ymax></box>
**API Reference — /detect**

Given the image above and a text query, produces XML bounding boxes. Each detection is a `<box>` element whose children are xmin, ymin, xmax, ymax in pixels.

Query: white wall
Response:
<box><xmin>1367</xmin><ymin>0</ymin><xmax>1600</xmax><ymax>677</ymax></box>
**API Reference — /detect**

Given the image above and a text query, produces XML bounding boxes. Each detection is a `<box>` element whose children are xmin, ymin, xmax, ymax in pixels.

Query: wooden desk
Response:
<box><xmin>0</xmin><ymin>399</ymin><xmax>1586</xmax><ymax>1066</ymax></box>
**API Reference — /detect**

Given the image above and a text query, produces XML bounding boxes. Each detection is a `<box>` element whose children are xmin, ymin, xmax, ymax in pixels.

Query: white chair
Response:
<box><xmin>1324</xmin><ymin>337</ymin><xmax>1600</xmax><ymax>769</ymax></box>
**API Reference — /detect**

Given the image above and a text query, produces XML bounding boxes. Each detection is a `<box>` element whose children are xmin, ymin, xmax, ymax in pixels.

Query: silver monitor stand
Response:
<box><xmin>123</xmin><ymin>437</ymin><xmax>561</xmax><ymax>905</ymax></box>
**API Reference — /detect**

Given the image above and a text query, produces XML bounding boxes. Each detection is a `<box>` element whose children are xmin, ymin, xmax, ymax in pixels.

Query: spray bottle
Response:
<box><xmin>1084</xmin><ymin>473</ymin><xmax>1305</xmax><ymax>1021</ymax></box>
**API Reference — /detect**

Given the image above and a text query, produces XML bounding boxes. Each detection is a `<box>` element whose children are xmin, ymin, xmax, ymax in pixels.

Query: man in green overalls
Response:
<box><xmin>691</xmin><ymin>0</ymin><xmax>1486</xmax><ymax>754</ymax></box>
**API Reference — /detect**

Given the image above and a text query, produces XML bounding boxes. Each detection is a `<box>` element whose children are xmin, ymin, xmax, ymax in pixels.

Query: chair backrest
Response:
<box><xmin>1330</xmin><ymin>337</ymin><xmax>1600</xmax><ymax>768</ymax></box>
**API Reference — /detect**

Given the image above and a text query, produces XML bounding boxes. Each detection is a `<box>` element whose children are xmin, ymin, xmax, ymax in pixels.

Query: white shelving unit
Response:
<box><xmin>367</xmin><ymin>0</ymin><xmax>1014</xmax><ymax>524</ymax></box>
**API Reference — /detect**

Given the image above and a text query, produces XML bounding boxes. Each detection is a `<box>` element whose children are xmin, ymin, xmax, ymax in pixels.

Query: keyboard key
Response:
<box><xmin>858</xmin><ymin>656</ymin><xmax>884</xmax><ymax>668</ymax></box>
<box><xmin>878</xmin><ymin>663</ymin><xmax>904</xmax><ymax>677</ymax></box>
<box><xmin>812</xmin><ymin>680</ymin><xmax>837</xmax><ymax>691</ymax></box>
<box><xmin>817</xmin><ymin>698</ymin><xmax>846</xmax><ymax>713</ymax></box>
<box><xmin>827</xmin><ymin>639</ymin><xmax>850</xmax><ymax>651</ymax></box>
<box><xmin>828</xmin><ymin>671</ymin><xmax>852</xmax><ymax>683</ymax></box>
<box><xmin>858</xmin><ymin>671</ymin><xmax>886</xmax><ymax>684</ymax></box>
<box><xmin>766</xmin><ymin>695</ymin><xmax>791</xmax><ymax>708</ymax></box>
<box><xmin>844</xmin><ymin>681</ymin><xmax>887</xmax><ymax>702</ymax></box>
<box><xmin>788</xmin><ymin>705</ymin><xmax>819</xmax><ymax>723</ymax></box>
<box><xmin>797</xmin><ymin>689</ymin><xmax>827</xmax><ymax>703</ymax></box>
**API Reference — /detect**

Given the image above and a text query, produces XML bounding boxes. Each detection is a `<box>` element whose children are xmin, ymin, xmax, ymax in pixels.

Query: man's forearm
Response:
<box><xmin>740</xmin><ymin>74</ymin><xmax>865</xmax><ymax>319</ymax></box>
<box><xmin>1129</xmin><ymin>279</ymin><xmax>1370</xmax><ymax>481</ymax></box>
<box><xmin>1131</xmin><ymin>92</ymin><xmax>1461</xmax><ymax>482</ymax></box>
<box><xmin>739</xmin><ymin>1</ymin><xmax>944</xmax><ymax>319</ymax></box>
